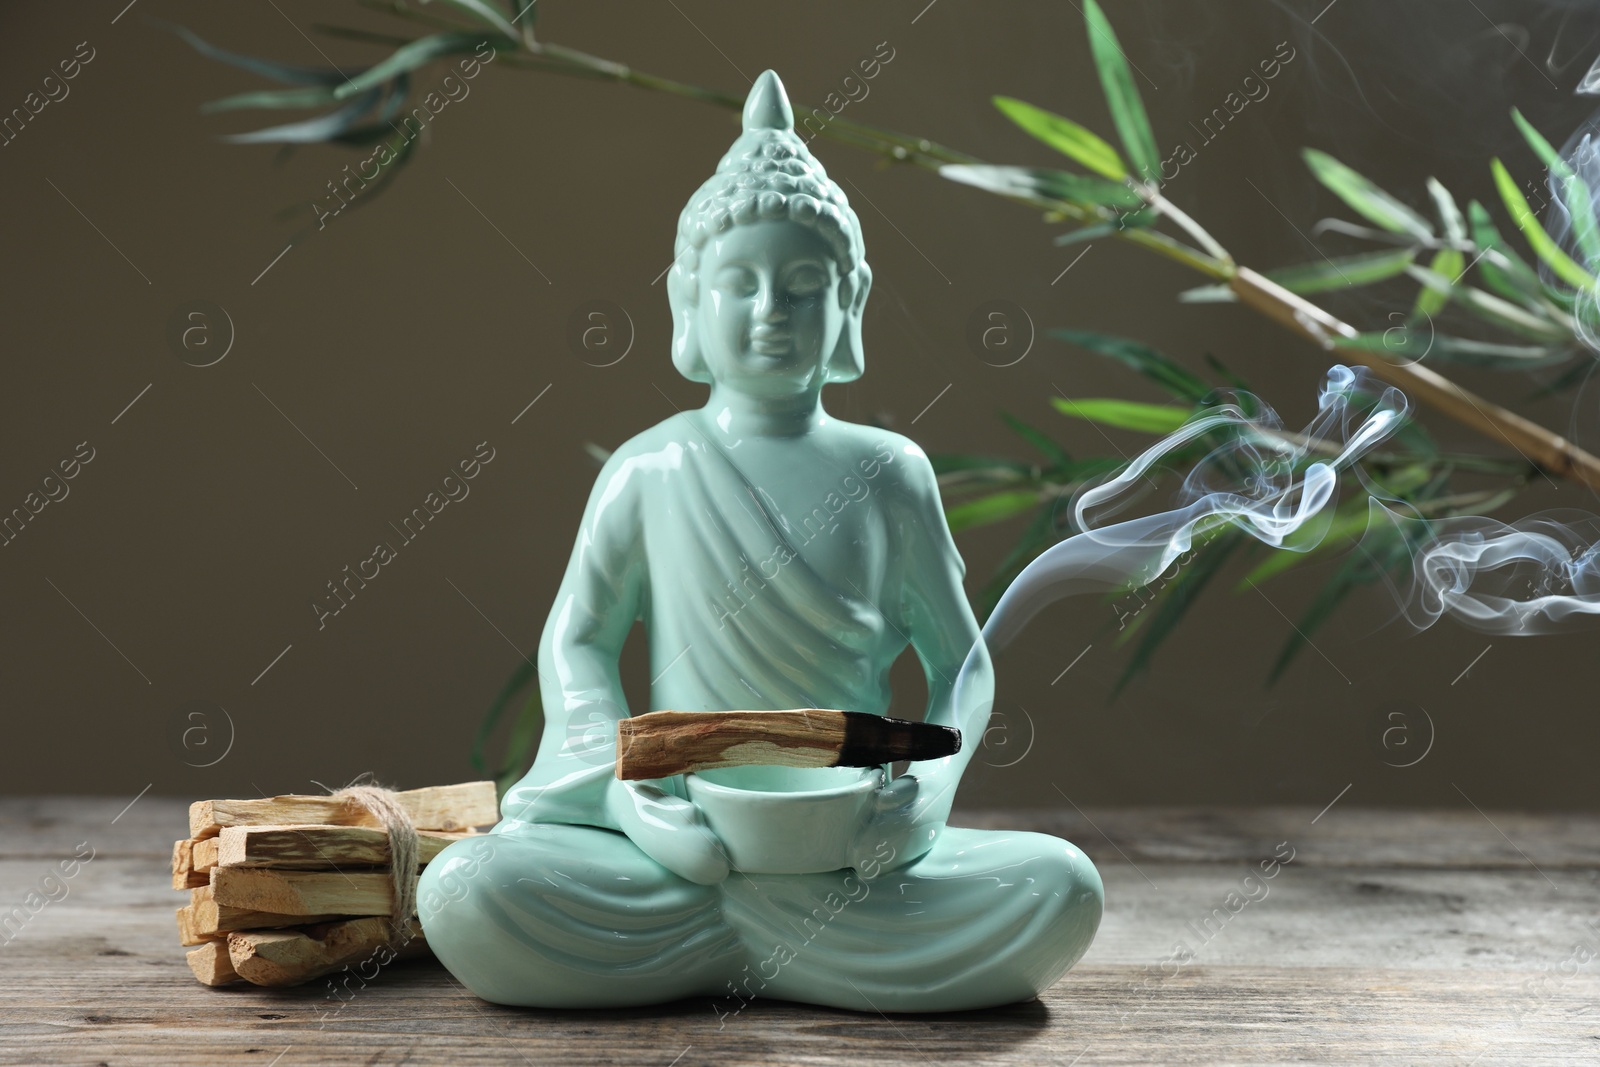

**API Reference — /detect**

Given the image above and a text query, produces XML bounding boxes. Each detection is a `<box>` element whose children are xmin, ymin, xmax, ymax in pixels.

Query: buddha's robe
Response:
<box><xmin>418</xmin><ymin>412</ymin><xmax>1103</xmax><ymax>1012</ymax></box>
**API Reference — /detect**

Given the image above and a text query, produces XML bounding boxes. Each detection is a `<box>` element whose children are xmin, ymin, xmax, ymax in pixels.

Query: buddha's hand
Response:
<box><xmin>608</xmin><ymin>779</ymin><xmax>731</xmax><ymax>886</ymax></box>
<box><xmin>846</xmin><ymin>774</ymin><xmax>939</xmax><ymax>880</ymax></box>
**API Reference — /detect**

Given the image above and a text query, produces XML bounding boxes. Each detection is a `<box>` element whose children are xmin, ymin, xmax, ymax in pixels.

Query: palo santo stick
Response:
<box><xmin>186</xmin><ymin>941</ymin><xmax>241</xmax><ymax>987</ymax></box>
<box><xmin>616</xmin><ymin>709</ymin><xmax>961</xmax><ymax>781</ymax></box>
<box><xmin>214</xmin><ymin>824</ymin><xmax>473</xmax><ymax>871</ymax></box>
<box><xmin>176</xmin><ymin>904</ymin><xmax>216</xmax><ymax>947</ymax></box>
<box><xmin>189</xmin><ymin>781</ymin><xmax>498</xmax><ymax>840</ymax></box>
<box><xmin>171</xmin><ymin>839</ymin><xmax>206</xmax><ymax>891</ymax></box>
<box><xmin>227</xmin><ymin>917</ymin><xmax>428</xmax><ymax>987</ymax></box>
<box><xmin>208</xmin><ymin>868</ymin><xmax>395</xmax><ymax>918</ymax></box>
<box><xmin>185</xmin><ymin>891</ymin><xmax>352</xmax><ymax>939</ymax></box>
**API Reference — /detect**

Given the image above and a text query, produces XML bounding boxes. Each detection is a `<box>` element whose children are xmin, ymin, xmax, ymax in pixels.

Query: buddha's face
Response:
<box><xmin>693</xmin><ymin>219</ymin><xmax>849</xmax><ymax>399</ymax></box>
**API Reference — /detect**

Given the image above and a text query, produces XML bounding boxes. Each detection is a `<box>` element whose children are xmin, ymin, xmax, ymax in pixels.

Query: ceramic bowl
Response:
<box><xmin>685</xmin><ymin>764</ymin><xmax>883</xmax><ymax>874</ymax></box>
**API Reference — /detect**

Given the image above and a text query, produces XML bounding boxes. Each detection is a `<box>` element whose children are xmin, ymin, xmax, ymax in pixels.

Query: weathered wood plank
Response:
<box><xmin>3</xmin><ymin>800</ymin><xmax>1598</xmax><ymax>1064</ymax></box>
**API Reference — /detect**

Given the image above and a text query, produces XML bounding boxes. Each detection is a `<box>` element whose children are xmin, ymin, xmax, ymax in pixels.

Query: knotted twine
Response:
<box><xmin>327</xmin><ymin>779</ymin><xmax>419</xmax><ymax>948</ymax></box>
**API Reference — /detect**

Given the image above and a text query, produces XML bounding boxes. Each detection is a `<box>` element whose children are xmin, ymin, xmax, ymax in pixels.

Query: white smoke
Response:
<box><xmin>981</xmin><ymin>365</ymin><xmax>1407</xmax><ymax>652</ymax></box>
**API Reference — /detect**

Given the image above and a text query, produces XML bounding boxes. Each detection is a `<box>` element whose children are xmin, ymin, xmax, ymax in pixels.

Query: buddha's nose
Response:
<box><xmin>756</xmin><ymin>284</ymin><xmax>789</xmax><ymax>322</ymax></box>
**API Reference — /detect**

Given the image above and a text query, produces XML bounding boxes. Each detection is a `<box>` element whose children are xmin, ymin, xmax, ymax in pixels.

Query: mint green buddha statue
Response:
<box><xmin>417</xmin><ymin>70</ymin><xmax>1103</xmax><ymax>1013</ymax></box>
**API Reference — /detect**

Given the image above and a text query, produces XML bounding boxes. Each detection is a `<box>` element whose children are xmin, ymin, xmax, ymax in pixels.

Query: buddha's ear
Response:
<box><xmin>825</xmin><ymin>262</ymin><xmax>871</xmax><ymax>383</ymax></box>
<box><xmin>668</xmin><ymin>262</ymin><xmax>713</xmax><ymax>383</ymax></box>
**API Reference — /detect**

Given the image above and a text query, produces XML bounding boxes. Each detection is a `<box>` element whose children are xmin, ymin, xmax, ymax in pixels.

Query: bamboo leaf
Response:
<box><xmin>941</xmin><ymin>164</ymin><xmax>1144</xmax><ymax>209</ymax></box>
<box><xmin>1426</xmin><ymin>177</ymin><xmax>1467</xmax><ymax>242</ymax></box>
<box><xmin>977</xmin><ymin>505</ymin><xmax>1060</xmax><ymax>619</ymax></box>
<box><xmin>992</xmin><ymin>96</ymin><xmax>1127</xmax><ymax>180</ymax></box>
<box><xmin>1406</xmin><ymin>265</ymin><xmax>1569</xmax><ymax>341</ymax></box>
<box><xmin>1265</xmin><ymin>527</ymin><xmax>1411</xmax><ymax>686</ymax></box>
<box><xmin>1334</xmin><ymin>330</ymin><xmax>1568</xmax><ymax>368</ymax></box>
<box><xmin>423</xmin><ymin>0</ymin><xmax>520</xmax><ymax>39</ymax></box>
<box><xmin>1050</xmin><ymin>329</ymin><xmax>1210</xmax><ymax>402</ymax></box>
<box><xmin>1303</xmin><ymin>148</ymin><xmax>1435</xmax><ymax>240</ymax></box>
<box><xmin>1491</xmin><ymin>157</ymin><xmax>1598</xmax><ymax>289</ymax></box>
<box><xmin>999</xmin><ymin>412</ymin><xmax>1074</xmax><ymax>469</ymax></box>
<box><xmin>945</xmin><ymin>490</ymin><xmax>1042</xmax><ymax>533</ymax></box>
<box><xmin>496</xmin><ymin>690</ymin><xmax>544</xmax><ymax>797</ymax></box>
<box><xmin>1467</xmin><ymin>199</ymin><xmax>1549</xmax><ymax>306</ymax></box>
<box><xmin>1235</xmin><ymin>499</ymin><xmax>1371</xmax><ymax>588</ymax></box>
<box><xmin>1082</xmin><ymin>0</ymin><xmax>1162</xmax><ymax>183</ymax></box>
<box><xmin>1052</xmin><ymin>397</ymin><xmax>1192</xmax><ymax>434</ymax></box>
<box><xmin>1113</xmin><ymin>533</ymin><xmax>1241</xmax><ymax>695</ymax></box>
<box><xmin>219</xmin><ymin>89</ymin><xmax>384</xmax><ymax>144</ymax></box>
<box><xmin>1412</xmin><ymin>248</ymin><xmax>1463</xmax><ymax>320</ymax></box>
<box><xmin>1053</xmin><ymin>209</ymin><xmax>1157</xmax><ymax>245</ymax></box>
<box><xmin>1178</xmin><ymin>284</ymin><xmax>1234</xmax><ymax>303</ymax></box>
<box><xmin>1510</xmin><ymin>108</ymin><xmax>1600</xmax><ymax>268</ymax></box>
<box><xmin>1264</xmin><ymin>247</ymin><xmax>1419</xmax><ymax>295</ymax></box>
<box><xmin>168</xmin><ymin>23</ymin><xmax>350</xmax><ymax>86</ymax></box>
<box><xmin>471</xmin><ymin>657</ymin><xmax>538</xmax><ymax>778</ymax></box>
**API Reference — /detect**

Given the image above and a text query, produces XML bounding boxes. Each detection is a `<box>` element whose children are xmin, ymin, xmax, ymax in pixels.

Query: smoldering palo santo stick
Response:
<box><xmin>614</xmin><ymin>709</ymin><xmax>961</xmax><ymax>780</ymax></box>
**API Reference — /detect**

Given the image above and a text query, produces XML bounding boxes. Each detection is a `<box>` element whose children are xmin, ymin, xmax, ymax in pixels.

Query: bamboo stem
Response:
<box><xmin>318</xmin><ymin>8</ymin><xmax>1597</xmax><ymax>490</ymax></box>
<box><xmin>1229</xmin><ymin>268</ymin><xmax>1600</xmax><ymax>491</ymax></box>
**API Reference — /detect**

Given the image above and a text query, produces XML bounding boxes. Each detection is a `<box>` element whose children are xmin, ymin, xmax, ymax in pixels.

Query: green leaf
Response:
<box><xmin>1491</xmin><ymin>157</ymin><xmax>1598</xmax><ymax>290</ymax></box>
<box><xmin>423</xmin><ymin>0</ymin><xmax>520</xmax><ymax>39</ymax></box>
<box><xmin>1334</xmin><ymin>330</ymin><xmax>1568</xmax><ymax>368</ymax></box>
<box><xmin>1466</xmin><ymin>199</ymin><xmax>1549</xmax><ymax>306</ymax></box>
<box><xmin>1235</xmin><ymin>499</ymin><xmax>1371</xmax><ymax>588</ymax></box>
<box><xmin>496</xmin><ymin>691</ymin><xmax>544</xmax><ymax>797</ymax></box>
<box><xmin>219</xmin><ymin>89</ymin><xmax>383</xmax><ymax>144</ymax></box>
<box><xmin>471</xmin><ymin>657</ymin><xmax>538</xmax><ymax>778</ymax></box>
<box><xmin>1178</xmin><ymin>284</ymin><xmax>1233</xmax><ymax>303</ymax></box>
<box><xmin>976</xmin><ymin>505</ymin><xmax>1061</xmax><ymax>619</ymax></box>
<box><xmin>1052</xmin><ymin>397</ymin><xmax>1192</xmax><ymax>434</ymax></box>
<box><xmin>1053</xmin><ymin>209</ymin><xmax>1158</xmax><ymax>245</ymax></box>
<box><xmin>941</xmin><ymin>164</ymin><xmax>1144</xmax><ymax>209</ymax></box>
<box><xmin>1411</xmin><ymin>247</ymin><xmax>1463</xmax><ymax>320</ymax></box>
<box><xmin>945</xmin><ymin>490</ymin><xmax>1042</xmax><ymax>533</ymax></box>
<box><xmin>1264</xmin><ymin>527</ymin><xmax>1413</xmax><ymax>686</ymax></box>
<box><xmin>1302</xmin><ymin>149</ymin><xmax>1435</xmax><ymax>240</ymax></box>
<box><xmin>1203</xmin><ymin>352</ymin><xmax>1254</xmax><ymax>393</ymax></box>
<box><xmin>1082</xmin><ymin>0</ymin><xmax>1162</xmax><ymax>183</ymax></box>
<box><xmin>1406</xmin><ymin>265</ymin><xmax>1569</xmax><ymax>341</ymax></box>
<box><xmin>169</xmin><ymin>24</ymin><xmax>350</xmax><ymax>86</ymax></box>
<box><xmin>1510</xmin><ymin>108</ymin><xmax>1600</xmax><ymax>268</ymax></box>
<box><xmin>992</xmin><ymin>96</ymin><xmax>1127</xmax><ymax>180</ymax></box>
<box><xmin>929</xmin><ymin>453</ymin><xmax>1030</xmax><ymax>476</ymax></box>
<box><xmin>1264</xmin><ymin>247</ymin><xmax>1419</xmax><ymax>295</ymax></box>
<box><xmin>1426</xmin><ymin>177</ymin><xmax>1467</xmax><ymax>243</ymax></box>
<box><xmin>999</xmin><ymin>412</ymin><xmax>1074</xmax><ymax>469</ymax></box>
<box><xmin>1050</xmin><ymin>329</ymin><xmax>1210</xmax><ymax>402</ymax></box>
<box><xmin>1113</xmin><ymin>532</ymin><xmax>1241</xmax><ymax>695</ymax></box>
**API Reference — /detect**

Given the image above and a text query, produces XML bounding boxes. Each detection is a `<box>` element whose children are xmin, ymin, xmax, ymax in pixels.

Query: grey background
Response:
<box><xmin>3</xmin><ymin>0</ymin><xmax>1597</xmax><ymax>810</ymax></box>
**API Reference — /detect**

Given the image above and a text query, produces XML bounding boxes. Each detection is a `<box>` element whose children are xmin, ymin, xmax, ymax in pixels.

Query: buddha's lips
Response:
<box><xmin>749</xmin><ymin>330</ymin><xmax>792</xmax><ymax>354</ymax></box>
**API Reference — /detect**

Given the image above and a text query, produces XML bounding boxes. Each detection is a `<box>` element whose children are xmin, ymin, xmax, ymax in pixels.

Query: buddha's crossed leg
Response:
<box><xmin>418</xmin><ymin>824</ymin><xmax>1102</xmax><ymax>1012</ymax></box>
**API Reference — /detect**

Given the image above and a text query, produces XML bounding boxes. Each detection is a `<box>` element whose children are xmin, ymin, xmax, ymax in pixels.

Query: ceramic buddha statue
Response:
<box><xmin>417</xmin><ymin>70</ymin><xmax>1103</xmax><ymax>1013</ymax></box>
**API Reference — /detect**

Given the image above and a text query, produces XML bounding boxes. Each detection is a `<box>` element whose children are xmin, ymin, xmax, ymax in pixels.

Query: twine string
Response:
<box><xmin>330</xmin><ymin>782</ymin><xmax>418</xmax><ymax>947</ymax></box>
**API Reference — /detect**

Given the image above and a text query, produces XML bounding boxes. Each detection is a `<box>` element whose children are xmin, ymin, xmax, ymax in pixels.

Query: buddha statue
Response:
<box><xmin>417</xmin><ymin>70</ymin><xmax>1103</xmax><ymax>1014</ymax></box>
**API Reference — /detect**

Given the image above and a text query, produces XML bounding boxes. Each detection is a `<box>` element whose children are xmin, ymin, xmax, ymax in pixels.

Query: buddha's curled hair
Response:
<box><xmin>671</xmin><ymin>72</ymin><xmax>867</xmax><ymax>292</ymax></box>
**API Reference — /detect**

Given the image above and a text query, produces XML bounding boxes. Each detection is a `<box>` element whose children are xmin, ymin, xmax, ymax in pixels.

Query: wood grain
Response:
<box><xmin>207</xmin><ymin>868</ymin><xmax>396</xmax><ymax>919</ymax></box>
<box><xmin>227</xmin><ymin>917</ymin><xmax>428</xmax><ymax>987</ymax></box>
<box><xmin>188</xmin><ymin>782</ymin><xmax>498</xmax><ymax>840</ymax></box>
<box><xmin>6</xmin><ymin>798</ymin><xmax>1599</xmax><ymax>1065</ymax></box>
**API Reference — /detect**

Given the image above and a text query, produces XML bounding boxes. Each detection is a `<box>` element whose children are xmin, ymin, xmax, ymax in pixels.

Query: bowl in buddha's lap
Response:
<box><xmin>685</xmin><ymin>764</ymin><xmax>883</xmax><ymax>874</ymax></box>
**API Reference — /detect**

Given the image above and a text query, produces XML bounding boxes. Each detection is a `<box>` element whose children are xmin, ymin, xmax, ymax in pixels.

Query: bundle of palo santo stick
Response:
<box><xmin>171</xmin><ymin>781</ymin><xmax>498</xmax><ymax>987</ymax></box>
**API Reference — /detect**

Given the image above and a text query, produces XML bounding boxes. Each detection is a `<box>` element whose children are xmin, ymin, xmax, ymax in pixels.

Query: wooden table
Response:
<box><xmin>3</xmin><ymin>798</ymin><xmax>1597</xmax><ymax>1065</ymax></box>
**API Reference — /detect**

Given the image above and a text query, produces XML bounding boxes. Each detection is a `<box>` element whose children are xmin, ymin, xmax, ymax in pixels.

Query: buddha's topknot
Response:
<box><xmin>672</xmin><ymin>71</ymin><xmax>865</xmax><ymax>290</ymax></box>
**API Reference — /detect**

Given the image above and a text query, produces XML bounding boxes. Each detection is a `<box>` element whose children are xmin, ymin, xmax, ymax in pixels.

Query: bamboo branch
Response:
<box><xmin>1230</xmin><ymin>267</ymin><xmax>1600</xmax><ymax>491</ymax></box>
